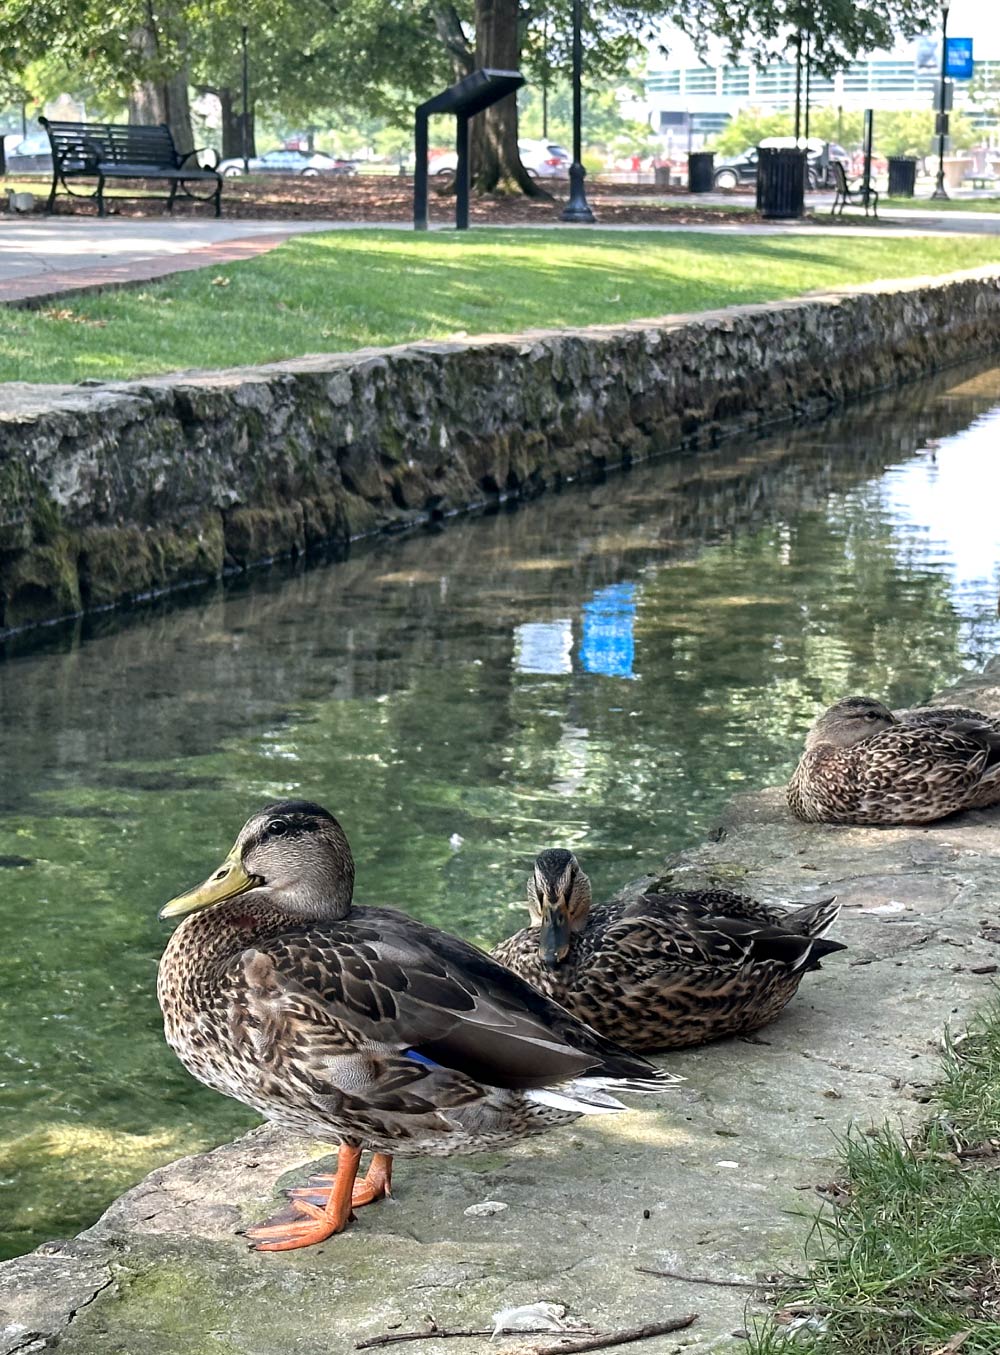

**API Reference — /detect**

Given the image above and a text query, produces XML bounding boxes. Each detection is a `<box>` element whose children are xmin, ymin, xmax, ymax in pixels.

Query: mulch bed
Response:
<box><xmin>13</xmin><ymin>172</ymin><xmax>763</xmax><ymax>226</ymax></box>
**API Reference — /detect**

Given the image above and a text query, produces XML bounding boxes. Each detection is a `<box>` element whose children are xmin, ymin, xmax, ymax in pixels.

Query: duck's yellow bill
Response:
<box><xmin>159</xmin><ymin>853</ymin><xmax>260</xmax><ymax>919</ymax></box>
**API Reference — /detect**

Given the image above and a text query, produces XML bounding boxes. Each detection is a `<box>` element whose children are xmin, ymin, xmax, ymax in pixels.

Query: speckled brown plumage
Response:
<box><xmin>491</xmin><ymin>850</ymin><xmax>844</xmax><ymax>1052</ymax></box>
<box><xmin>157</xmin><ymin>802</ymin><xmax>675</xmax><ymax>1249</ymax></box>
<box><xmin>787</xmin><ymin>697</ymin><xmax>1000</xmax><ymax>825</ymax></box>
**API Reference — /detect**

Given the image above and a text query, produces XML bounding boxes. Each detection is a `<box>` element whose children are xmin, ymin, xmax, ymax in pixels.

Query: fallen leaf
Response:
<box><xmin>930</xmin><ymin>1333</ymin><xmax>971</xmax><ymax>1354</ymax></box>
<box><xmin>211</xmin><ymin>275</ymin><xmax>231</xmax><ymax>287</ymax></box>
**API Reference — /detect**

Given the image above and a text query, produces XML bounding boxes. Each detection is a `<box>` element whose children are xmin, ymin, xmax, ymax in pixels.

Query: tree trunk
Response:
<box><xmin>218</xmin><ymin>87</ymin><xmax>255</xmax><ymax>160</ymax></box>
<box><xmin>471</xmin><ymin>0</ymin><xmax>544</xmax><ymax>196</ymax></box>
<box><xmin>127</xmin><ymin>14</ymin><xmax>193</xmax><ymax>153</ymax></box>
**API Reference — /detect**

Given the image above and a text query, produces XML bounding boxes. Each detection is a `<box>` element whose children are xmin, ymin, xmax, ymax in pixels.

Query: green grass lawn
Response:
<box><xmin>883</xmin><ymin>195</ymin><xmax>1000</xmax><ymax>213</ymax></box>
<box><xmin>749</xmin><ymin>1002</ymin><xmax>1000</xmax><ymax>1354</ymax></box>
<box><xmin>6</xmin><ymin>227</ymin><xmax>1000</xmax><ymax>385</ymax></box>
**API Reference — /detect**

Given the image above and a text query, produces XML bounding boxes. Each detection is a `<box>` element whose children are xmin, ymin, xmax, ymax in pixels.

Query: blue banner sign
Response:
<box><xmin>945</xmin><ymin>38</ymin><xmax>974</xmax><ymax>80</ymax></box>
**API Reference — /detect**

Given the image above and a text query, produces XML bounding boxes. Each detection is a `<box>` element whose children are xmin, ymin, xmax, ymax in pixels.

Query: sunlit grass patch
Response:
<box><xmin>5</xmin><ymin>228</ymin><xmax>1000</xmax><ymax>384</ymax></box>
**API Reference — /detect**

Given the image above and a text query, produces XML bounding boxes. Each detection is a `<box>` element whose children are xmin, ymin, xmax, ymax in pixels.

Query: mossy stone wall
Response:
<box><xmin>2</xmin><ymin>266</ymin><xmax>1000</xmax><ymax>635</ymax></box>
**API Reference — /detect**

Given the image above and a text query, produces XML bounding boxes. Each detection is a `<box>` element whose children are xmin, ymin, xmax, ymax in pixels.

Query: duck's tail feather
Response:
<box><xmin>527</xmin><ymin>1068</ymin><xmax>680</xmax><ymax>1116</ymax></box>
<box><xmin>788</xmin><ymin>895</ymin><xmax>841</xmax><ymax>939</ymax></box>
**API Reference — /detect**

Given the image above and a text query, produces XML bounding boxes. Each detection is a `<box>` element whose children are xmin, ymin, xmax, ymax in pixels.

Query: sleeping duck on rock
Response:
<box><xmin>492</xmin><ymin>849</ymin><xmax>844</xmax><ymax>1052</ymax></box>
<box><xmin>787</xmin><ymin>696</ymin><xmax>1000</xmax><ymax>825</ymax></box>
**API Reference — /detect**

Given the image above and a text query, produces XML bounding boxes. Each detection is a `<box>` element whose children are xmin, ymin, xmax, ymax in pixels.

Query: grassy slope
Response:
<box><xmin>5</xmin><ymin>228</ymin><xmax>1000</xmax><ymax>384</ymax></box>
<box><xmin>749</xmin><ymin>1002</ymin><xmax>1000</xmax><ymax>1354</ymax></box>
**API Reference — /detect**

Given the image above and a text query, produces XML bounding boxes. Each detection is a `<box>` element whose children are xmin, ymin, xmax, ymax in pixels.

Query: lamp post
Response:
<box><xmin>241</xmin><ymin>23</ymin><xmax>250</xmax><ymax>175</ymax></box>
<box><xmin>560</xmin><ymin>0</ymin><xmax>594</xmax><ymax>223</ymax></box>
<box><xmin>931</xmin><ymin>3</ymin><xmax>950</xmax><ymax>200</ymax></box>
<box><xmin>541</xmin><ymin>12</ymin><xmax>549</xmax><ymax>140</ymax></box>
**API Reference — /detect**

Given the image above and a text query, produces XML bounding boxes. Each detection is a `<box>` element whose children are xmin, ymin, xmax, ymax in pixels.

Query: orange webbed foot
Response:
<box><xmin>243</xmin><ymin>1198</ymin><xmax>351</xmax><ymax>1252</ymax></box>
<box><xmin>242</xmin><ymin>1143</ymin><xmax>374</xmax><ymax>1253</ymax></box>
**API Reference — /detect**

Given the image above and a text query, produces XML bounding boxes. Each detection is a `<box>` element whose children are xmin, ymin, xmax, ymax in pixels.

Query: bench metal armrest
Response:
<box><xmin>178</xmin><ymin>146</ymin><xmax>219</xmax><ymax>170</ymax></box>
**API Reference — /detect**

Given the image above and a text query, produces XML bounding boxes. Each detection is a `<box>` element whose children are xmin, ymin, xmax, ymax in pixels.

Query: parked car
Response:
<box><xmin>3</xmin><ymin>132</ymin><xmax>52</xmax><ymax>174</ymax></box>
<box><xmin>712</xmin><ymin>139</ymin><xmax>850</xmax><ymax>191</ymax></box>
<box><xmin>217</xmin><ymin>148</ymin><xmax>357</xmax><ymax>177</ymax></box>
<box><xmin>429</xmin><ymin>138</ymin><xmax>571</xmax><ymax>180</ymax></box>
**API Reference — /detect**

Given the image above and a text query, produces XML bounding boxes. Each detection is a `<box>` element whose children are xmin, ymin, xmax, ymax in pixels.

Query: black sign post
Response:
<box><xmin>414</xmin><ymin>68</ymin><xmax>526</xmax><ymax>231</ymax></box>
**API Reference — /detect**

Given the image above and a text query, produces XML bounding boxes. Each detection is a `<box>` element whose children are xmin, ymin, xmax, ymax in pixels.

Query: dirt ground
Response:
<box><xmin>15</xmin><ymin>171</ymin><xmax>763</xmax><ymax>226</ymax></box>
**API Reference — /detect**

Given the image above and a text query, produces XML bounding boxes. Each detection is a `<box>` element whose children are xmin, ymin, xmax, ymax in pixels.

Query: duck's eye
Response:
<box><xmin>864</xmin><ymin>712</ymin><xmax>881</xmax><ymax>721</ymax></box>
<box><xmin>268</xmin><ymin>820</ymin><xmax>290</xmax><ymax>837</ymax></box>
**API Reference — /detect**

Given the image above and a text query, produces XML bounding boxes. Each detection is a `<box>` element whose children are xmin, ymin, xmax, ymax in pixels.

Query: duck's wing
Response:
<box><xmin>235</xmin><ymin>907</ymin><xmax>664</xmax><ymax>1098</ymax></box>
<box><xmin>632</xmin><ymin>889</ymin><xmax>781</xmax><ymax>927</ymax></box>
<box><xmin>640</xmin><ymin>890</ymin><xmax>841</xmax><ymax>939</ymax></box>
<box><xmin>598</xmin><ymin>907</ymin><xmax>841</xmax><ymax>983</ymax></box>
<box><xmin>852</xmin><ymin>723</ymin><xmax>1000</xmax><ymax>805</ymax></box>
<box><xmin>896</xmin><ymin>705</ymin><xmax>1000</xmax><ymax>734</ymax></box>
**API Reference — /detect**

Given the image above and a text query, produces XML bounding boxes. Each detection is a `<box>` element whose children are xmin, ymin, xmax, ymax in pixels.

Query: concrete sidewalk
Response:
<box><xmin>0</xmin><ymin>218</ymin><xmax>339</xmax><ymax>304</ymax></box>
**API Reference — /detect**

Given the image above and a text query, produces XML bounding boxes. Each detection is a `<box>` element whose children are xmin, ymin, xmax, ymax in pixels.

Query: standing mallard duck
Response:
<box><xmin>491</xmin><ymin>849</ymin><xmax>843</xmax><ymax>1051</ymax></box>
<box><xmin>157</xmin><ymin>801</ymin><xmax>675</xmax><ymax>1252</ymax></box>
<box><xmin>787</xmin><ymin>696</ymin><xmax>1000</xmax><ymax>824</ymax></box>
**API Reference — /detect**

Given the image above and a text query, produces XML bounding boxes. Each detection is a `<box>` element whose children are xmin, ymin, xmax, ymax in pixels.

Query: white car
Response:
<box><xmin>429</xmin><ymin>138</ymin><xmax>570</xmax><ymax>180</ymax></box>
<box><xmin>217</xmin><ymin>149</ymin><xmax>356</xmax><ymax>178</ymax></box>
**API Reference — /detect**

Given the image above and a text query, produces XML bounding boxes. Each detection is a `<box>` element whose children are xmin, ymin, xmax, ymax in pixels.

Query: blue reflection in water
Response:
<box><xmin>580</xmin><ymin>581</ymin><xmax>638</xmax><ymax>680</ymax></box>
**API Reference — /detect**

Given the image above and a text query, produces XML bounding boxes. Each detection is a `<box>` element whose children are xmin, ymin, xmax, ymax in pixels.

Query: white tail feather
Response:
<box><xmin>528</xmin><ymin>1086</ymin><xmax>626</xmax><ymax>1114</ymax></box>
<box><xmin>528</xmin><ymin>1069</ymin><xmax>682</xmax><ymax>1116</ymax></box>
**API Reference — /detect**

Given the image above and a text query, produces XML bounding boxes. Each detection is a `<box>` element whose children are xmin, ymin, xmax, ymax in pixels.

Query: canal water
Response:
<box><xmin>1</xmin><ymin>362</ymin><xmax>999</xmax><ymax>1258</ymax></box>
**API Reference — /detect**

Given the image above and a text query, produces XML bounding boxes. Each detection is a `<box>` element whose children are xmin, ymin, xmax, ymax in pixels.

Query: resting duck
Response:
<box><xmin>157</xmin><ymin>801</ymin><xmax>675</xmax><ymax>1252</ymax></box>
<box><xmin>491</xmin><ymin>849</ymin><xmax>843</xmax><ymax>1051</ymax></box>
<box><xmin>787</xmin><ymin>696</ymin><xmax>1000</xmax><ymax>824</ymax></box>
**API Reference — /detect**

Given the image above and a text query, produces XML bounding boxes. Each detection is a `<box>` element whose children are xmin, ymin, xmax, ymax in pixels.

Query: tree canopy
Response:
<box><xmin>0</xmin><ymin>0</ymin><xmax>951</xmax><ymax>185</ymax></box>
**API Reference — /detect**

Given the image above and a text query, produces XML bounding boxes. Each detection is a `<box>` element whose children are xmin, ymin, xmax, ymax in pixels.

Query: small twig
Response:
<box><xmin>635</xmin><ymin>1264</ymin><xmax>756</xmax><ymax>1290</ymax></box>
<box><xmin>527</xmin><ymin>1315</ymin><xmax>698</xmax><ymax>1354</ymax></box>
<box><xmin>357</xmin><ymin>1327</ymin><xmax>550</xmax><ymax>1349</ymax></box>
<box><xmin>779</xmin><ymin>1301</ymin><xmax>916</xmax><ymax>1320</ymax></box>
<box><xmin>355</xmin><ymin>1328</ymin><xmax>551</xmax><ymax>1349</ymax></box>
<box><xmin>356</xmin><ymin>1315</ymin><xmax>698</xmax><ymax>1352</ymax></box>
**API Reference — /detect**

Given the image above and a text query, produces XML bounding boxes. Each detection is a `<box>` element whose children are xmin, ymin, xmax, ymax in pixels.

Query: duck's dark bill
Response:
<box><xmin>159</xmin><ymin>854</ymin><xmax>261</xmax><ymax>919</ymax></box>
<box><xmin>539</xmin><ymin>902</ymin><xmax>572</xmax><ymax>966</ymax></box>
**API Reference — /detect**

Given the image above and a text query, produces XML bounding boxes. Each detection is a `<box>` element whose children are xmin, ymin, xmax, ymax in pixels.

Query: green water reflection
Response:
<box><xmin>1</xmin><ymin>364</ymin><xmax>999</xmax><ymax>1258</ymax></box>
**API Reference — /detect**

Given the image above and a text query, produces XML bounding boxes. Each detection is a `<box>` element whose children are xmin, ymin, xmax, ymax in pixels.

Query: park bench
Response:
<box><xmin>962</xmin><ymin>173</ymin><xmax>1000</xmax><ymax>191</ymax></box>
<box><xmin>831</xmin><ymin>160</ymin><xmax>878</xmax><ymax>219</ymax></box>
<box><xmin>38</xmin><ymin>118</ymin><xmax>222</xmax><ymax>217</ymax></box>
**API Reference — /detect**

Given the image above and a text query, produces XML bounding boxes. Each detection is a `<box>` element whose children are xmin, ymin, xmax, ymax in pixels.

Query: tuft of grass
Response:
<box><xmin>5</xmin><ymin>227</ymin><xmax>1000</xmax><ymax>384</ymax></box>
<box><xmin>748</xmin><ymin>999</ymin><xmax>1000</xmax><ymax>1354</ymax></box>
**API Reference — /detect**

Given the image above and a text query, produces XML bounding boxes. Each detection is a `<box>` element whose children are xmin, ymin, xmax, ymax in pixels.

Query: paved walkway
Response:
<box><xmin>1</xmin><ymin>206</ymin><xmax>999</xmax><ymax>305</ymax></box>
<box><xmin>0</xmin><ymin>218</ymin><xmax>337</xmax><ymax>304</ymax></box>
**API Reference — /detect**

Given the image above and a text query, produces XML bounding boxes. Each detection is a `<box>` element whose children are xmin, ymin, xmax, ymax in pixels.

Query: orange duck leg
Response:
<box><xmin>243</xmin><ymin>1146</ymin><xmax>393</xmax><ymax>1252</ymax></box>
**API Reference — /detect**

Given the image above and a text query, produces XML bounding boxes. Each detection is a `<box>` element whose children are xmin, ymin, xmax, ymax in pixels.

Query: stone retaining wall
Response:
<box><xmin>3</xmin><ymin>265</ymin><xmax>1000</xmax><ymax>635</ymax></box>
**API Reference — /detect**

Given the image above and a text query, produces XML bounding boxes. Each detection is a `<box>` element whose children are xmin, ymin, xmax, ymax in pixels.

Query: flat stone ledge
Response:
<box><xmin>3</xmin><ymin>265</ymin><xmax>1000</xmax><ymax>635</ymax></box>
<box><xmin>3</xmin><ymin>664</ymin><xmax>1000</xmax><ymax>1354</ymax></box>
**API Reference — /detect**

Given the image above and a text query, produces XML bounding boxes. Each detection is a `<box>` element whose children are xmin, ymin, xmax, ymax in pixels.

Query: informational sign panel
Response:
<box><xmin>945</xmin><ymin>38</ymin><xmax>974</xmax><ymax>80</ymax></box>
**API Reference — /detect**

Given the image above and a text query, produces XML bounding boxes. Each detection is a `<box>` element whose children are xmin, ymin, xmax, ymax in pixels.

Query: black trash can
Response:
<box><xmin>687</xmin><ymin>151</ymin><xmax>714</xmax><ymax>193</ymax></box>
<box><xmin>887</xmin><ymin>155</ymin><xmax>917</xmax><ymax>197</ymax></box>
<box><xmin>756</xmin><ymin>146</ymin><xmax>805</xmax><ymax>219</ymax></box>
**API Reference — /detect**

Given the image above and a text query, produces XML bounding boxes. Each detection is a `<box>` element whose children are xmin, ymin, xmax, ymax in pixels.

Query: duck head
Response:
<box><xmin>527</xmin><ymin>848</ymin><xmax>593</xmax><ymax>967</ymax></box>
<box><xmin>160</xmin><ymin>800</ymin><xmax>355</xmax><ymax>922</ymax></box>
<box><xmin>804</xmin><ymin>696</ymin><xmax>897</xmax><ymax>752</ymax></box>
